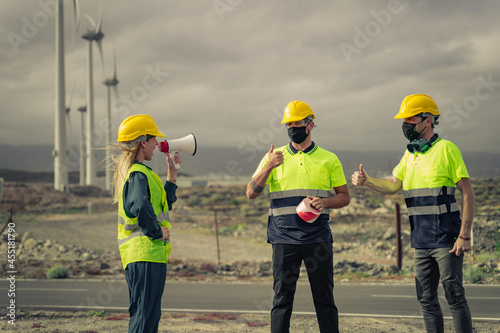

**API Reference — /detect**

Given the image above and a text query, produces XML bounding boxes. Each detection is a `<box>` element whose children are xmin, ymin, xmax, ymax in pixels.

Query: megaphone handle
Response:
<box><xmin>172</xmin><ymin>151</ymin><xmax>181</xmax><ymax>169</ymax></box>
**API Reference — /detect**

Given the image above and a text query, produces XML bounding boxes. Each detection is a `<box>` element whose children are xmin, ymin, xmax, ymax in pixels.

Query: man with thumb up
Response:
<box><xmin>246</xmin><ymin>100</ymin><xmax>350</xmax><ymax>333</ymax></box>
<box><xmin>352</xmin><ymin>94</ymin><xmax>474</xmax><ymax>333</ymax></box>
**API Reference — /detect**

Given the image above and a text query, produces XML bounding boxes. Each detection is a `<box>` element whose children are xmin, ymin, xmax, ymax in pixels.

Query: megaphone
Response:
<box><xmin>157</xmin><ymin>133</ymin><xmax>197</xmax><ymax>169</ymax></box>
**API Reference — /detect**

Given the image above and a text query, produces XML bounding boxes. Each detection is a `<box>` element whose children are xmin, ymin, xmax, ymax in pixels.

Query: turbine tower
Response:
<box><xmin>82</xmin><ymin>9</ymin><xmax>104</xmax><ymax>186</ymax></box>
<box><xmin>103</xmin><ymin>45</ymin><xmax>119</xmax><ymax>193</ymax></box>
<box><xmin>54</xmin><ymin>0</ymin><xmax>79</xmax><ymax>192</ymax></box>
<box><xmin>77</xmin><ymin>105</ymin><xmax>87</xmax><ymax>185</ymax></box>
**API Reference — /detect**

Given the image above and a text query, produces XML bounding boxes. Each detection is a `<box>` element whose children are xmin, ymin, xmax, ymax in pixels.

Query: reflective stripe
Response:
<box><xmin>118</xmin><ymin>216</ymin><xmax>139</xmax><ymax>231</ymax></box>
<box><xmin>269</xmin><ymin>207</ymin><xmax>330</xmax><ymax>216</ymax></box>
<box><xmin>404</xmin><ymin>186</ymin><xmax>456</xmax><ymax>198</ymax></box>
<box><xmin>269</xmin><ymin>189</ymin><xmax>332</xmax><ymax>216</ymax></box>
<box><xmin>117</xmin><ymin>229</ymin><xmax>145</xmax><ymax>246</ymax></box>
<box><xmin>270</xmin><ymin>189</ymin><xmax>331</xmax><ymax>199</ymax></box>
<box><xmin>117</xmin><ymin>228</ymin><xmax>170</xmax><ymax>246</ymax></box>
<box><xmin>118</xmin><ymin>212</ymin><xmax>169</xmax><ymax>230</ymax></box>
<box><xmin>407</xmin><ymin>202</ymin><xmax>459</xmax><ymax>216</ymax></box>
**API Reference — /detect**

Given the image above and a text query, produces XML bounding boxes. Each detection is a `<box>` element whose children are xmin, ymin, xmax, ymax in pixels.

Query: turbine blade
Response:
<box><xmin>71</xmin><ymin>0</ymin><xmax>81</xmax><ymax>50</ymax></box>
<box><xmin>113</xmin><ymin>86</ymin><xmax>119</xmax><ymax>103</ymax></box>
<box><xmin>66</xmin><ymin>78</ymin><xmax>76</xmax><ymax>110</ymax></box>
<box><xmin>112</xmin><ymin>40</ymin><xmax>117</xmax><ymax>80</ymax></box>
<box><xmin>66</xmin><ymin>105</ymin><xmax>72</xmax><ymax>144</ymax></box>
<box><xmin>96</xmin><ymin>2</ymin><xmax>103</xmax><ymax>33</ymax></box>
<box><xmin>84</xmin><ymin>13</ymin><xmax>97</xmax><ymax>29</ymax></box>
<box><xmin>97</xmin><ymin>39</ymin><xmax>106</xmax><ymax>78</ymax></box>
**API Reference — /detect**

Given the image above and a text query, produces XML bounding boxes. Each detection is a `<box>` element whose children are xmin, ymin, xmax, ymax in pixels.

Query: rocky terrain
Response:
<box><xmin>1</xmin><ymin>180</ymin><xmax>499</xmax><ymax>283</ymax></box>
<box><xmin>0</xmin><ymin>179</ymin><xmax>499</xmax><ymax>332</ymax></box>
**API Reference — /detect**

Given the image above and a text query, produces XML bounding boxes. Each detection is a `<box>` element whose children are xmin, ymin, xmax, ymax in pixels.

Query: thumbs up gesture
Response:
<box><xmin>267</xmin><ymin>144</ymin><xmax>284</xmax><ymax>169</ymax></box>
<box><xmin>352</xmin><ymin>164</ymin><xmax>368</xmax><ymax>186</ymax></box>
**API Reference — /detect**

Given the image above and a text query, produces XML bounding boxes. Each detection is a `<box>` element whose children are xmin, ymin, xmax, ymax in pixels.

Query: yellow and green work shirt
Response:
<box><xmin>117</xmin><ymin>162</ymin><xmax>174</xmax><ymax>269</ymax></box>
<box><xmin>393</xmin><ymin>137</ymin><xmax>469</xmax><ymax>248</ymax></box>
<box><xmin>253</xmin><ymin>142</ymin><xmax>347</xmax><ymax>244</ymax></box>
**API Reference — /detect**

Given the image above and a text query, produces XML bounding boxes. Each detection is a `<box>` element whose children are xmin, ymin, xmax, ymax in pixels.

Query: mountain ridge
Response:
<box><xmin>0</xmin><ymin>144</ymin><xmax>498</xmax><ymax>180</ymax></box>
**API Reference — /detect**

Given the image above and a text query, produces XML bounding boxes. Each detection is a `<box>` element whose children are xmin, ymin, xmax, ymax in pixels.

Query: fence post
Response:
<box><xmin>470</xmin><ymin>223</ymin><xmax>474</xmax><ymax>261</ymax></box>
<box><xmin>394</xmin><ymin>202</ymin><xmax>402</xmax><ymax>269</ymax></box>
<box><xmin>214</xmin><ymin>209</ymin><xmax>221</xmax><ymax>265</ymax></box>
<box><xmin>0</xmin><ymin>208</ymin><xmax>13</xmax><ymax>236</ymax></box>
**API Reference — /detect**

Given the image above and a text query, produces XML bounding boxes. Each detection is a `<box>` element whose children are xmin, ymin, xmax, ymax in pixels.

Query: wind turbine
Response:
<box><xmin>65</xmin><ymin>80</ymin><xmax>76</xmax><ymax>144</ymax></box>
<box><xmin>103</xmin><ymin>44</ymin><xmax>119</xmax><ymax>193</ymax></box>
<box><xmin>77</xmin><ymin>105</ymin><xmax>87</xmax><ymax>185</ymax></box>
<box><xmin>54</xmin><ymin>0</ymin><xmax>79</xmax><ymax>192</ymax></box>
<box><xmin>82</xmin><ymin>8</ymin><xmax>105</xmax><ymax>186</ymax></box>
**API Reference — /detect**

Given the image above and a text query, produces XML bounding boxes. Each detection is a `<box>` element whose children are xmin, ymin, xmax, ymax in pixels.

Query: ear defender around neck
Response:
<box><xmin>407</xmin><ymin>134</ymin><xmax>440</xmax><ymax>153</ymax></box>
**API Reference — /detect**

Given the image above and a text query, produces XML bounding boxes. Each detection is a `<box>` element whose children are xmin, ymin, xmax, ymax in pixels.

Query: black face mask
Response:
<box><xmin>287</xmin><ymin>126</ymin><xmax>309</xmax><ymax>144</ymax></box>
<box><xmin>402</xmin><ymin>120</ymin><xmax>425</xmax><ymax>142</ymax></box>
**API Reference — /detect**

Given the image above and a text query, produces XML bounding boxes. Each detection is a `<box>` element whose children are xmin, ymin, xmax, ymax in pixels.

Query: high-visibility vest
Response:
<box><xmin>117</xmin><ymin>163</ymin><xmax>172</xmax><ymax>269</ymax></box>
<box><xmin>253</xmin><ymin>143</ymin><xmax>347</xmax><ymax>244</ymax></box>
<box><xmin>393</xmin><ymin>137</ymin><xmax>469</xmax><ymax>248</ymax></box>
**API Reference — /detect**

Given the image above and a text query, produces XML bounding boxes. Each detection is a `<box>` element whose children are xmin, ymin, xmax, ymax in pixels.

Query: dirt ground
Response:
<box><xmin>2</xmin><ymin>309</ymin><xmax>499</xmax><ymax>332</ymax></box>
<box><xmin>1</xmin><ymin>182</ymin><xmax>499</xmax><ymax>332</ymax></box>
<box><xmin>2</xmin><ymin>211</ymin><xmax>499</xmax><ymax>332</ymax></box>
<box><xmin>12</xmin><ymin>210</ymin><xmax>272</xmax><ymax>262</ymax></box>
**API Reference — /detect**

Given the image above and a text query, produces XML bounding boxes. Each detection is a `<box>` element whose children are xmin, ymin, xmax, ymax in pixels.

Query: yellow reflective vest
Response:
<box><xmin>393</xmin><ymin>137</ymin><xmax>469</xmax><ymax>248</ymax></box>
<box><xmin>117</xmin><ymin>163</ymin><xmax>172</xmax><ymax>269</ymax></box>
<box><xmin>253</xmin><ymin>143</ymin><xmax>347</xmax><ymax>244</ymax></box>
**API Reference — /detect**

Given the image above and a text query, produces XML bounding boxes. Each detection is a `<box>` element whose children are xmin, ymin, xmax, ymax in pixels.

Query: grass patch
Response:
<box><xmin>87</xmin><ymin>310</ymin><xmax>110</xmax><ymax>317</ymax></box>
<box><xmin>463</xmin><ymin>265</ymin><xmax>486</xmax><ymax>284</ymax></box>
<box><xmin>46</xmin><ymin>265</ymin><xmax>70</xmax><ymax>279</ymax></box>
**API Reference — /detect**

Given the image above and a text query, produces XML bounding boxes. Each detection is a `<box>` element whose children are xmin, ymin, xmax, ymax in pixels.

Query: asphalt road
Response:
<box><xmin>1</xmin><ymin>279</ymin><xmax>499</xmax><ymax>320</ymax></box>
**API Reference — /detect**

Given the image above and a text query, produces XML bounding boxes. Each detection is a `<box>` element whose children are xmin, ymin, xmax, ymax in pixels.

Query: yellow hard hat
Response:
<box><xmin>281</xmin><ymin>100</ymin><xmax>316</xmax><ymax>124</ymax></box>
<box><xmin>394</xmin><ymin>94</ymin><xmax>440</xmax><ymax>119</ymax></box>
<box><xmin>117</xmin><ymin>114</ymin><xmax>166</xmax><ymax>142</ymax></box>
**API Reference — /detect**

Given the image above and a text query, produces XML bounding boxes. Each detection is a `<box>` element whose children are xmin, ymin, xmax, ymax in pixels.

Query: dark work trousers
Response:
<box><xmin>414</xmin><ymin>248</ymin><xmax>472</xmax><ymax>333</ymax></box>
<box><xmin>125</xmin><ymin>262</ymin><xmax>167</xmax><ymax>333</ymax></box>
<box><xmin>271</xmin><ymin>242</ymin><xmax>338</xmax><ymax>333</ymax></box>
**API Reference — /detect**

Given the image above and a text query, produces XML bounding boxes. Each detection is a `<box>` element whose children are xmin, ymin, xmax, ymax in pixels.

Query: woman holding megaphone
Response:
<box><xmin>112</xmin><ymin>114</ymin><xmax>180</xmax><ymax>333</ymax></box>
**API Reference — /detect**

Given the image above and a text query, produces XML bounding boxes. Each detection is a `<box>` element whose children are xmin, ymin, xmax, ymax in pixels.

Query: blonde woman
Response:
<box><xmin>113</xmin><ymin>114</ymin><xmax>180</xmax><ymax>333</ymax></box>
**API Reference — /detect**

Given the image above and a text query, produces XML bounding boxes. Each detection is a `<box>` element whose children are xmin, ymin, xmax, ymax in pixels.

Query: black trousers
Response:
<box><xmin>271</xmin><ymin>242</ymin><xmax>338</xmax><ymax>333</ymax></box>
<box><xmin>125</xmin><ymin>262</ymin><xmax>167</xmax><ymax>333</ymax></box>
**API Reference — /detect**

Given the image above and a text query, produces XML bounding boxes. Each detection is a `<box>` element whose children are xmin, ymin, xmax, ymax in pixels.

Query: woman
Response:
<box><xmin>112</xmin><ymin>114</ymin><xmax>180</xmax><ymax>333</ymax></box>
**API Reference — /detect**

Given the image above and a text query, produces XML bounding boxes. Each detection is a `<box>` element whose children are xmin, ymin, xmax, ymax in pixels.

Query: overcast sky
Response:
<box><xmin>2</xmin><ymin>0</ymin><xmax>500</xmax><ymax>157</ymax></box>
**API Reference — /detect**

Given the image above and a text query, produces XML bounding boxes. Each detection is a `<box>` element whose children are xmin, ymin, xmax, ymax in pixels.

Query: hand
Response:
<box><xmin>307</xmin><ymin>196</ymin><xmax>324</xmax><ymax>212</ymax></box>
<box><xmin>160</xmin><ymin>226</ymin><xmax>170</xmax><ymax>241</ymax></box>
<box><xmin>352</xmin><ymin>164</ymin><xmax>367</xmax><ymax>186</ymax></box>
<box><xmin>166</xmin><ymin>152</ymin><xmax>181</xmax><ymax>170</ymax></box>
<box><xmin>449</xmin><ymin>237</ymin><xmax>470</xmax><ymax>256</ymax></box>
<box><xmin>267</xmin><ymin>144</ymin><xmax>284</xmax><ymax>169</ymax></box>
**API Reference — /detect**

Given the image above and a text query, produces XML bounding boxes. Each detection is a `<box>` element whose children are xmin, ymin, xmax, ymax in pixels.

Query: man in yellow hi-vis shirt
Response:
<box><xmin>247</xmin><ymin>101</ymin><xmax>350</xmax><ymax>333</ymax></box>
<box><xmin>352</xmin><ymin>94</ymin><xmax>474</xmax><ymax>333</ymax></box>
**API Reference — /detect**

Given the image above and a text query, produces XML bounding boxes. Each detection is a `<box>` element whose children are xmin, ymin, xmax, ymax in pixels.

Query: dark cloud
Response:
<box><xmin>1</xmin><ymin>0</ymin><xmax>499</xmax><ymax>154</ymax></box>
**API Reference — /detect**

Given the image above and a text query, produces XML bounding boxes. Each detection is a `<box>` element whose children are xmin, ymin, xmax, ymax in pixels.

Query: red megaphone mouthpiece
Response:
<box><xmin>158</xmin><ymin>140</ymin><xmax>169</xmax><ymax>153</ymax></box>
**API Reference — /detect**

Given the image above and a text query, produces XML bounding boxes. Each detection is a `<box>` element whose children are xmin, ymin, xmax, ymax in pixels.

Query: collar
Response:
<box><xmin>287</xmin><ymin>141</ymin><xmax>317</xmax><ymax>155</ymax></box>
<box><xmin>133</xmin><ymin>160</ymin><xmax>152</xmax><ymax>170</ymax></box>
